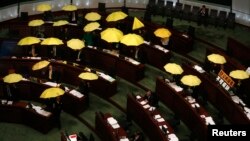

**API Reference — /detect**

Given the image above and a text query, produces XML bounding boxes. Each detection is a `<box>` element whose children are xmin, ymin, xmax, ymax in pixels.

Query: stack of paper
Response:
<box><xmin>30</xmin><ymin>57</ymin><xmax>41</xmax><ymax>60</ymax></box>
<box><xmin>107</xmin><ymin>117</ymin><xmax>117</xmax><ymax>125</ymax></box>
<box><xmin>120</xmin><ymin>138</ymin><xmax>129</xmax><ymax>141</ymax></box>
<box><xmin>43</xmin><ymin>82</ymin><xmax>58</xmax><ymax>87</ymax></box>
<box><xmin>7</xmin><ymin>101</ymin><xmax>13</xmax><ymax>105</ymax></box>
<box><xmin>191</xmin><ymin>103</ymin><xmax>200</xmax><ymax>108</ymax></box>
<box><xmin>1</xmin><ymin>100</ymin><xmax>7</xmax><ymax>104</ymax></box>
<box><xmin>205</xmin><ymin>116</ymin><xmax>216</xmax><ymax>125</ymax></box>
<box><xmin>154</xmin><ymin>114</ymin><xmax>161</xmax><ymax>119</ymax></box>
<box><xmin>143</xmin><ymin>104</ymin><xmax>150</xmax><ymax>109</ymax></box>
<box><xmin>168</xmin><ymin>82</ymin><xmax>183</xmax><ymax>92</ymax></box>
<box><xmin>159</xmin><ymin>125</ymin><xmax>168</xmax><ymax>130</ymax></box>
<box><xmin>149</xmin><ymin>106</ymin><xmax>156</xmax><ymax>111</ymax></box>
<box><xmin>111</xmin><ymin>123</ymin><xmax>120</xmax><ymax>129</ymax></box>
<box><xmin>125</xmin><ymin>57</ymin><xmax>140</xmax><ymax>65</ymax></box>
<box><xmin>193</xmin><ymin>65</ymin><xmax>205</xmax><ymax>73</ymax></box>
<box><xmin>97</xmin><ymin>71</ymin><xmax>115</xmax><ymax>82</ymax></box>
<box><xmin>143</xmin><ymin>41</ymin><xmax>150</xmax><ymax>45</ymax></box>
<box><xmin>33</xmin><ymin>105</ymin><xmax>51</xmax><ymax>117</ymax></box>
<box><xmin>186</xmin><ymin>96</ymin><xmax>196</xmax><ymax>103</ymax></box>
<box><xmin>168</xmin><ymin>134</ymin><xmax>179</xmax><ymax>141</ymax></box>
<box><xmin>22</xmin><ymin>78</ymin><xmax>29</xmax><ymax>81</ymax></box>
<box><xmin>136</xmin><ymin>95</ymin><xmax>141</xmax><ymax>99</ymax></box>
<box><xmin>140</xmin><ymin>100</ymin><xmax>147</xmax><ymax>105</ymax></box>
<box><xmin>69</xmin><ymin>90</ymin><xmax>84</xmax><ymax>98</ymax></box>
<box><xmin>154</xmin><ymin>45</ymin><xmax>169</xmax><ymax>53</ymax></box>
<box><xmin>157</xmin><ymin>118</ymin><xmax>165</xmax><ymax>122</ymax></box>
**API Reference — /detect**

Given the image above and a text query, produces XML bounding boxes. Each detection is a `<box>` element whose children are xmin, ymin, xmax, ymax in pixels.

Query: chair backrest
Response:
<box><xmin>157</xmin><ymin>0</ymin><xmax>165</xmax><ymax>7</ymax></box>
<box><xmin>98</xmin><ymin>2</ymin><xmax>106</xmax><ymax>13</ymax></box>
<box><xmin>228</xmin><ymin>12</ymin><xmax>235</xmax><ymax>21</ymax></box>
<box><xmin>218</xmin><ymin>11</ymin><xmax>227</xmax><ymax>19</ymax></box>
<box><xmin>166</xmin><ymin>1</ymin><xmax>173</xmax><ymax>8</ymax></box>
<box><xmin>210</xmin><ymin>9</ymin><xmax>218</xmax><ymax>18</ymax></box>
<box><xmin>175</xmin><ymin>2</ymin><xmax>183</xmax><ymax>11</ymax></box>
<box><xmin>192</xmin><ymin>6</ymin><xmax>200</xmax><ymax>14</ymax></box>
<box><xmin>183</xmin><ymin>4</ymin><xmax>191</xmax><ymax>13</ymax></box>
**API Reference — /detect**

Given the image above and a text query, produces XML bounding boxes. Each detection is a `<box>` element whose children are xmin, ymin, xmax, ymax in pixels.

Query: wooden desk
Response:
<box><xmin>0</xmin><ymin>80</ymin><xmax>87</xmax><ymax>115</ymax></box>
<box><xmin>142</xmin><ymin>43</ymin><xmax>171</xmax><ymax>70</ymax></box>
<box><xmin>182</xmin><ymin>63</ymin><xmax>250</xmax><ymax>124</ymax></box>
<box><xmin>83</xmin><ymin>47</ymin><xmax>145</xmax><ymax>82</ymax></box>
<box><xmin>155</xmin><ymin>78</ymin><xmax>209</xmax><ymax>141</ymax></box>
<box><xmin>127</xmin><ymin>94</ymin><xmax>178</xmax><ymax>141</ymax></box>
<box><xmin>0</xmin><ymin>57</ymin><xmax>117</xmax><ymax>98</ymax></box>
<box><xmin>0</xmin><ymin>101</ymin><xmax>53</xmax><ymax>134</ymax></box>
<box><xmin>95</xmin><ymin>112</ymin><xmax>128</xmax><ymax>141</ymax></box>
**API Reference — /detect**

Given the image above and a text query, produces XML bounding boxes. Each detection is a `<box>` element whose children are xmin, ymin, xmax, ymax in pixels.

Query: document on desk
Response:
<box><xmin>136</xmin><ymin>95</ymin><xmax>141</xmax><ymax>99</ymax></box>
<box><xmin>22</xmin><ymin>78</ymin><xmax>30</xmax><ymax>81</ymax></box>
<box><xmin>107</xmin><ymin>117</ymin><xmax>117</xmax><ymax>125</ymax></box>
<box><xmin>143</xmin><ymin>41</ymin><xmax>150</xmax><ymax>45</ymax></box>
<box><xmin>43</xmin><ymin>82</ymin><xmax>58</xmax><ymax>87</ymax></box>
<box><xmin>33</xmin><ymin>105</ymin><xmax>51</xmax><ymax>117</ymax></box>
<box><xmin>205</xmin><ymin>116</ymin><xmax>215</xmax><ymax>125</ymax></box>
<box><xmin>154</xmin><ymin>45</ymin><xmax>169</xmax><ymax>53</ymax></box>
<box><xmin>156</xmin><ymin>118</ymin><xmax>165</xmax><ymax>122</ymax></box>
<box><xmin>168</xmin><ymin>82</ymin><xmax>183</xmax><ymax>92</ymax></box>
<box><xmin>125</xmin><ymin>57</ymin><xmax>140</xmax><ymax>65</ymax></box>
<box><xmin>193</xmin><ymin>65</ymin><xmax>205</xmax><ymax>73</ymax></box>
<box><xmin>143</xmin><ymin>104</ymin><xmax>150</xmax><ymax>109</ymax></box>
<box><xmin>111</xmin><ymin>123</ymin><xmax>120</xmax><ymax>129</ymax></box>
<box><xmin>168</xmin><ymin>134</ymin><xmax>179</xmax><ymax>141</ymax></box>
<box><xmin>97</xmin><ymin>71</ymin><xmax>115</xmax><ymax>82</ymax></box>
<box><xmin>154</xmin><ymin>114</ymin><xmax>161</xmax><ymax>119</ymax></box>
<box><xmin>69</xmin><ymin>90</ymin><xmax>84</xmax><ymax>98</ymax></box>
<box><xmin>30</xmin><ymin>57</ymin><xmax>41</xmax><ymax>60</ymax></box>
<box><xmin>120</xmin><ymin>138</ymin><xmax>129</xmax><ymax>141</ymax></box>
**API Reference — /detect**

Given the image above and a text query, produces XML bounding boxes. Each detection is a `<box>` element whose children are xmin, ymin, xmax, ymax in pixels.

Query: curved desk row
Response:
<box><xmin>0</xmin><ymin>79</ymin><xmax>87</xmax><ymax>115</ymax></box>
<box><xmin>182</xmin><ymin>63</ymin><xmax>250</xmax><ymax>124</ymax></box>
<box><xmin>0</xmin><ymin>100</ymin><xmax>53</xmax><ymax>134</ymax></box>
<box><xmin>83</xmin><ymin>46</ymin><xmax>145</xmax><ymax>83</ymax></box>
<box><xmin>155</xmin><ymin>77</ymin><xmax>212</xmax><ymax>141</ymax></box>
<box><xmin>0</xmin><ymin>57</ymin><xmax>117</xmax><ymax>98</ymax></box>
<box><xmin>95</xmin><ymin>112</ymin><xmax>128</xmax><ymax>141</ymax></box>
<box><xmin>127</xmin><ymin>94</ymin><xmax>178</xmax><ymax>141</ymax></box>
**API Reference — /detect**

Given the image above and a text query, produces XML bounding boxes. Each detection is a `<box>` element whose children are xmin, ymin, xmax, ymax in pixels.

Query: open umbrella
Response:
<box><xmin>181</xmin><ymin>75</ymin><xmax>201</xmax><ymax>87</ymax></box>
<box><xmin>62</xmin><ymin>4</ymin><xmax>77</xmax><ymax>11</ymax></box>
<box><xmin>106</xmin><ymin>11</ymin><xmax>128</xmax><ymax>22</ymax></box>
<box><xmin>67</xmin><ymin>39</ymin><xmax>85</xmax><ymax>50</ymax></box>
<box><xmin>154</xmin><ymin>28</ymin><xmax>171</xmax><ymax>38</ymax></box>
<box><xmin>83</xmin><ymin>22</ymin><xmax>100</xmax><ymax>32</ymax></box>
<box><xmin>229</xmin><ymin>70</ymin><xmax>249</xmax><ymax>80</ymax></box>
<box><xmin>120</xmin><ymin>33</ymin><xmax>144</xmax><ymax>46</ymax></box>
<box><xmin>28</xmin><ymin>19</ymin><xmax>45</xmax><ymax>27</ymax></box>
<box><xmin>78</xmin><ymin>72</ymin><xmax>98</xmax><ymax>80</ymax></box>
<box><xmin>3</xmin><ymin>73</ymin><xmax>23</xmax><ymax>83</ymax></box>
<box><xmin>18</xmin><ymin>36</ymin><xmax>41</xmax><ymax>46</ymax></box>
<box><xmin>101</xmin><ymin>28</ymin><xmax>123</xmax><ymax>43</ymax></box>
<box><xmin>207</xmin><ymin>54</ymin><xmax>226</xmax><ymax>64</ymax></box>
<box><xmin>36</xmin><ymin>3</ymin><xmax>52</xmax><ymax>12</ymax></box>
<box><xmin>53</xmin><ymin>20</ymin><xmax>69</xmax><ymax>26</ymax></box>
<box><xmin>85</xmin><ymin>12</ymin><xmax>101</xmax><ymax>21</ymax></box>
<box><xmin>41</xmin><ymin>37</ymin><xmax>63</xmax><ymax>45</ymax></box>
<box><xmin>32</xmin><ymin>60</ymin><xmax>50</xmax><ymax>71</ymax></box>
<box><xmin>164</xmin><ymin>63</ymin><xmax>183</xmax><ymax>75</ymax></box>
<box><xmin>40</xmin><ymin>87</ymin><xmax>65</xmax><ymax>98</ymax></box>
<box><xmin>132</xmin><ymin>17</ymin><xmax>144</xmax><ymax>30</ymax></box>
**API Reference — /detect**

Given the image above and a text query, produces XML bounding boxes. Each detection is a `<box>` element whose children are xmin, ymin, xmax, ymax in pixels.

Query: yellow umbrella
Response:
<box><xmin>229</xmin><ymin>70</ymin><xmax>249</xmax><ymax>80</ymax></box>
<box><xmin>28</xmin><ymin>19</ymin><xmax>45</xmax><ymax>27</ymax></box>
<box><xmin>36</xmin><ymin>3</ymin><xmax>52</xmax><ymax>12</ymax></box>
<box><xmin>164</xmin><ymin>63</ymin><xmax>184</xmax><ymax>75</ymax></box>
<box><xmin>106</xmin><ymin>11</ymin><xmax>128</xmax><ymax>22</ymax></box>
<box><xmin>120</xmin><ymin>33</ymin><xmax>144</xmax><ymax>46</ymax></box>
<box><xmin>67</xmin><ymin>39</ymin><xmax>85</xmax><ymax>50</ymax></box>
<box><xmin>101</xmin><ymin>28</ymin><xmax>123</xmax><ymax>43</ymax></box>
<box><xmin>3</xmin><ymin>73</ymin><xmax>23</xmax><ymax>83</ymax></box>
<box><xmin>32</xmin><ymin>60</ymin><xmax>50</xmax><ymax>71</ymax></box>
<box><xmin>207</xmin><ymin>54</ymin><xmax>226</xmax><ymax>64</ymax></box>
<box><xmin>18</xmin><ymin>36</ymin><xmax>41</xmax><ymax>46</ymax></box>
<box><xmin>53</xmin><ymin>20</ymin><xmax>69</xmax><ymax>26</ymax></box>
<box><xmin>40</xmin><ymin>87</ymin><xmax>65</xmax><ymax>99</ymax></box>
<box><xmin>85</xmin><ymin>12</ymin><xmax>101</xmax><ymax>21</ymax></box>
<box><xmin>78</xmin><ymin>72</ymin><xmax>98</xmax><ymax>80</ymax></box>
<box><xmin>132</xmin><ymin>17</ymin><xmax>144</xmax><ymax>30</ymax></box>
<box><xmin>62</xmin><ymin>4</ymin><xmax>77</xmax><ymax>11</ymax></box>
<box><xmin>154</xmin><ymin>28</ymin><xmax>172</xmax><ymax>38</ymax></box>
<box><xmin>181</xmin><ymin>75</ymin><xmax>201</xmax><ymax>87</ymax></box>
<box><xmin>41</xmin><ymin>37</ymin><xmax>63</xmax><ymax>45</ymax></box>
<box><xmin>83</xmin><ymin>22</ymin><xmax>100</xmax><ymax>32</ymax></box>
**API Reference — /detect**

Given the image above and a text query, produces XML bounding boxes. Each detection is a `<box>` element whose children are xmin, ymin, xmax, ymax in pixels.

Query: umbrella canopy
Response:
<box><xmin>62</xmin><ymin>4</ymin><xmax>77</xmax><ymax>11</ymax></box>
<box><xmin>28</xmin><ymin>19</ymin><xmax>45</xmax><ymax>27</ymax></box>
<box><xmin>67</xmin><ymin>39</ymin><xmax>85</xmax><ymax>50</ymax></box>
<box><xmin>40</xmin><ymin>87</ymin><xmax>65</xmax><ymax>98</ymax></box>
<box><xmin>229</xmin><ymin>70</ymin><xmax>249</xmax><ymax>80</ymax></box>
<box><xmin>132</xmin><ymin>17</ymin><xmax>144</xmax><ymax>30</ymax></box>
<box><xmin>85</xmin><ymin>12</ymin><xmax>101</xmax><ymax>21</ymax></box>
<box><xmin>41</xmin><ymin>37</ymin><xmax>63</xmax><ymax>45</ymax></box>
<box><xmin>53</xmin><ymin>20</ymin><xmax>69</xmax><ymax>26</ymax></box>
<box><xmin>120</xmin><ymin>33</ymin><xmax>144</xmax><ymax>46</ymax></box>
<box><xmin>78</xmin><ymin>72</ymin><xmax>98</xmax><ymax>80</ymax></box>
<box><xmin>36</xmin><ymin>3</ymin><xmax>52</xmax><ymax>12</ymax></box>
<box><xmin>18</xmin><ymin>36</ymin><xmax>41</xmax><ymax>46</ymax></box>
<box><xmin>3</xmin><ymin>73</ymin><xmax>23</xmax><ymax>83</ymax></box>
<box><xmin>207</xmin><ymin>54</ymin><xmax>226</xmax><ymax>64</ymax></box>
<box><xmin>106</xmin><ymin>11</ymin><xmax>128</xmax><ymax>22</ymax></box>
<box><xmin>101</xmin><ymin>28</ymin><xmax>123</xmax><ymax>43</ymax></box>
<box><xmin>83</xmin><ymin>22</ymin><xmax>100</xmax><ymax>32</ymax></box>
<box><xmin>164</xmin><ymin>63</ymin><xmax>184</xmax><ymax>75</ymax></box>
<box><xmin>181</xmin><ymin>75</ymin><xmax>201</xmax><ymax>87</ymax></box>
<box><xmin>154</xmin><ymin>28</ymin><xmax>172</xmax><ymax>38</ymax></box>
<box><xmin>32</xmin><ymin>60</ymin><xmax>50</xmax><ymax>71</ymax></box>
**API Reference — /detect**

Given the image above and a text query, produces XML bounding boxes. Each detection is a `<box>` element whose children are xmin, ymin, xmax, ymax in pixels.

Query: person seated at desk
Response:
<box><xmin>52</xmin><ymin>96</ymin><xmax>63</xmax><ymax>129</ymax></box>
<box><xmin>42</xmin><ymin>64</ymin><xmax>60</xmax><ymax>82</ymax></box>
<box><xmin>143</xmin><ymin>90</ymin><xmax>158</xmax><ymax>107</ymax></box>
<box><xmin>3</xmin><ymin>83</ymin><xmax>19</xmax><ymax>102</ymax></box>
<box><xmin>79</xmin><ymin>80</ymin><xmax>90</xmax><ymax>105</ymax></box>
<box><xmin>134</xmin><ymin>47</ymin><xmax>146</xmax><ymax>63</ymax></box>
<box><xmin>28</xmin><ymin>45</ymin><xmax>38</xmax><ymax>57</ymax></box>
<box><xmin>68</xmin><ymin>11</ymin><xmax>78</xmax><ymax>24</ymax></box>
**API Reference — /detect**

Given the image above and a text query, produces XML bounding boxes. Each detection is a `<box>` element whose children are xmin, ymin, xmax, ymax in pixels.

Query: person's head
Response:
<box><xmin>202</xmin><ymin>5</ymin><xmax>206</xmax><ymax>9</ymax></box>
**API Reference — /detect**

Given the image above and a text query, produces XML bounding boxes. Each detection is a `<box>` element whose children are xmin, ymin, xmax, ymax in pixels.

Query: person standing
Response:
<box><xmin>53</xmin><ymin>96</ymin><xmax>63</xmax><ymax>129</ymax></box>
<box><xmin>198</xmin><ymin>5</ymin><xmax>208</xmax><ymax>26</ymax></box>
